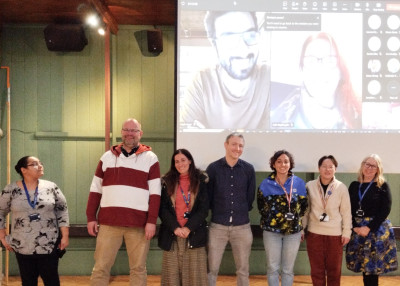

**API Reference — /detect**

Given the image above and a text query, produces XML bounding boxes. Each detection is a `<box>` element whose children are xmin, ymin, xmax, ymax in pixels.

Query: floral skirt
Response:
<box><xmin>346</xmin><ymin>217</ymin><xmax>398</xmax><ymax>275</ymax></box>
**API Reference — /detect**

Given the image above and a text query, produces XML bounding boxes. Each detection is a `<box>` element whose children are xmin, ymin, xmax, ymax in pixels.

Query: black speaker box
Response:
<box><xmin>44</xmin><ymin>24</ymin><xmax>88</xmax><ymax>52</ymax></box>
<box><xmin>147</xmin><ymin>30</ymin><xmax>163</xmax><ymax>54</ymax></box>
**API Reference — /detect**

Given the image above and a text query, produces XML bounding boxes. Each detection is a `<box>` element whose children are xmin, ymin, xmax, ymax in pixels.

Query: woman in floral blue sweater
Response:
<box><xmin>257</xmin><ymin>150</ymin><xmax>308</xmax><ymax>286</ymax></box>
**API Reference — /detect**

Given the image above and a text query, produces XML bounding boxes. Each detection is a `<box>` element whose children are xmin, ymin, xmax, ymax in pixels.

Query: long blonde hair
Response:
<box><xmin>357</xmin><ymin>154</ymin><xmax>385</xmax><ymax>187</ymax></box>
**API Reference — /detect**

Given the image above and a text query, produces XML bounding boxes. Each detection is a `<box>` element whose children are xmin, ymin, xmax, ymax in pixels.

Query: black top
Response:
<box><xmin>158</xmin><ymin>173</ymin><xmax>209</xmax><ymax>251</ymax></box>
<box><xmin>348</xmin><ymin>181</ymin><xmax>392</xmax><ymax>232</ymax></box>
<box><xmin>206</xmin><ymin>157</ymin><xmax>256</xmax><ymax>226</ymax></box>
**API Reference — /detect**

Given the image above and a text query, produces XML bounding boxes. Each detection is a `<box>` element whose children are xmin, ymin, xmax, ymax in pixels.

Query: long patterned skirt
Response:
<box><xmin>346</xmin><ymin>217</ymin><xmax>398</xmax><ymax>275</ymax></box>
<box><xmin>161</xmin><ymin>237</ymin><xmax>208</xmax><ymax>286</ymax></box>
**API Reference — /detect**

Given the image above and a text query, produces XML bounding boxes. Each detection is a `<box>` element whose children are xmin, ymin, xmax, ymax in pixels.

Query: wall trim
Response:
<box><xmin>34</xmin><ymin>131</ymin><xmax>174</xmax><ymax>142</ymax></box>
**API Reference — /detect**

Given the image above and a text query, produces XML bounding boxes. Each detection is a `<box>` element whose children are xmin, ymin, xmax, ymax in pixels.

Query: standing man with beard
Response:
<box><xmin>86</xmin><ymin>118</ymin><xmax>161</xmax><ymax>286</ymax></box>
<box><xmin>180</xmin><ymin>11</ymin><xmax>270</xmax><ymax>130</ymax></box>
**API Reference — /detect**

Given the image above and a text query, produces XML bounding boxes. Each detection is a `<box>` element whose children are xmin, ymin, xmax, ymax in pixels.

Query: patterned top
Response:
<box><xmin>258</xmin><ymin>174</ymin><xmax>308</xmax><ymax>235</ymax></box>
<box><xmin>0</xmin><ymin>180</ymin><xmax>69</xmax><ymax>255</ymax></box>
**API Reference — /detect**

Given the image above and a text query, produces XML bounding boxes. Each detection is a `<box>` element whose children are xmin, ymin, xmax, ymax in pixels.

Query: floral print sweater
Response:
<box><xmin>257</xmin><ymin>174</ymin><xmax>308</xmax><ymax>235</ymax></box>
<box><xmin>0</xmin><ymin>180</ymin><xmax>69</xmax><ymax>255</ymax></box>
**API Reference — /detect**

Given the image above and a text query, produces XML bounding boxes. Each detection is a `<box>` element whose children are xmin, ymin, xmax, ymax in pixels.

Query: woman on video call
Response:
<box><xmin>271</xmin><ymin>32</ymin><xmax>361</xmax><ymax>129</ymax></box>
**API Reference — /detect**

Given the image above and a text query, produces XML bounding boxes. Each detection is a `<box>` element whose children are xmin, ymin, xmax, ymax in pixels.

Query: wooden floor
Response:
<box><xmin>2</xmin><ymin>275</ymin><xmax>399</xmax><ymax>285</ymax></box>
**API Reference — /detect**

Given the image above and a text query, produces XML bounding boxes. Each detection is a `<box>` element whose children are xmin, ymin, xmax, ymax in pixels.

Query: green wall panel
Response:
<box><xmin>0</xmin><ymin>24</ymin><xmax>399</xmax><ymax>277</ymax></box>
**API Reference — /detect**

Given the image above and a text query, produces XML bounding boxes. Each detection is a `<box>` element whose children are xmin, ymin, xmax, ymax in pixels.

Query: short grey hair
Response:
<box><xmin>225</xmin><ymin>132</ymin><xmax>245</xmax><ymax>144</ymax></box>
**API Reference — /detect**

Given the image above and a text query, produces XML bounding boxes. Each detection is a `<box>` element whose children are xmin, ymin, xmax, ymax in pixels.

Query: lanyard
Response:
<box><xmin>358</xmin><ymin>181</ymin><xmax>374</xmax><ymax>207</ymax></box>
<box><xmin>318</xmin><ymin>181</ymin><xmax>336</xmax><ymax>210</ymax></box>
<box><xmin>22</xmin><ymin>179</ymin><xmax>38</xmax><ymax>209</ymax></box>
<box><xmin>277</xmin><ymin>176</ymin><xmax>294</xmax><ymax>210</ymax></box>
<box><xmin>178</xmin><ymin>183</ymin><xmax>191</xmax><ymax>211</ymax></box>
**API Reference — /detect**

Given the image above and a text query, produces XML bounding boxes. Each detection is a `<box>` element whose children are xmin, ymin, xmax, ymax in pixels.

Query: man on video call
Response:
<box><xmin>180</xmin><ymin>11</ymin><xmax>270</xmax><ymax>130</ymax></box>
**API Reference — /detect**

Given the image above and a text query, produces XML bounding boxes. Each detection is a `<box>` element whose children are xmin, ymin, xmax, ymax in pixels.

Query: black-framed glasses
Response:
<box><xmin>364</xmin><ymin>162</ymin><xmax>377</xmax><ymax>169</ymax></box>
<box><xmin>215</xmin><ymin>30</ymin><xmax>260</xmax><ymax>47</ymax></box>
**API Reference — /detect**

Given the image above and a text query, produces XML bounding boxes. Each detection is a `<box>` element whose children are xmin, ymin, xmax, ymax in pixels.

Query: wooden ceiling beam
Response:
<box><xmin>88</xmin><ymin>0</ymin><xmax>118</xmax><ymax>34</ymax></box>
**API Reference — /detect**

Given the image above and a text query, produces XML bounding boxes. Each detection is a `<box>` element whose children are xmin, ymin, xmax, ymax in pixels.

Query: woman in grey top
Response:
<box><xmin>0</xmin><ymin>156</ymin><xmax>69</xmax><ymax>286</ymax></box>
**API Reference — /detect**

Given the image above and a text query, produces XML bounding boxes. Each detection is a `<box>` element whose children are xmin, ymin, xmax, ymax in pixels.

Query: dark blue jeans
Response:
<box><xmin>15</xmin><ymin>252</ymin><xmax>60</xmax><ymax>286</ymax></box>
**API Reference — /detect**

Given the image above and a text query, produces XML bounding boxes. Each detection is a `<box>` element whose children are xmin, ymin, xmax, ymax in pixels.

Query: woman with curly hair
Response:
<box><xmin>257</xmin><ymin>150</ymin><xmax>308</xmax><ymax>286</ymax></box>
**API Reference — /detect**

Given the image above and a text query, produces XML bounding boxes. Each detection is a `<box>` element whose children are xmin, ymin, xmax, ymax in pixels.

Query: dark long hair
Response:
<box><xmin>163</xmin><ymin>149</ymin><xmax>201</xmax><ymax>196</ymax></box>
<box><xmin>15</xmin><ymin>156</ymin><xmax>31</xmax><ymax>178</ymax></box>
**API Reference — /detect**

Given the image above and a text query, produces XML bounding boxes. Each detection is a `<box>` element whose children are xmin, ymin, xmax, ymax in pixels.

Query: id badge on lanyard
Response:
<box><xmin>22</xmin><ymin>179</ymin><xmax>41</xmax><ymax>222</ymax></box>
<box><xmin>278</xmin><ymin>176</ymin><xmax>295</xmax><ymax>221</ymax></box>
<box><xmin>318</xmin><ymin>182</ymin><xmax>335</xmax><ymax>222</ymax></box>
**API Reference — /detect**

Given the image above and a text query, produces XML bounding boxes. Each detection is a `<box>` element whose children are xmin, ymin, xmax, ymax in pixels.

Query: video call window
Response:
<box><xmin>177</xmin><ymin>0</ymin><xmax>400</xmax><ymax>132</ymax></box>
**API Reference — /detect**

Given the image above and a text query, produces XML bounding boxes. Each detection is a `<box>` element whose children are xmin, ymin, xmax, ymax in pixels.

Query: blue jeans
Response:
<box><xmin>263</xmin><ymin>231</ymin><xmax>301</xmax><ymax>286</ymax></box>
<box><xmin>208</xmin><ymin>222</ymin><xmax>253</xmax><ymax>286</ymax></box>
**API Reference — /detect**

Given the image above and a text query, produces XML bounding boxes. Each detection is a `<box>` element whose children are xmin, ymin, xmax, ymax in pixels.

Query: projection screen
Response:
<box><xmin>176</xmin><ymin>0</ymin><xmax>400</xmax><ymax>172</ymax></box>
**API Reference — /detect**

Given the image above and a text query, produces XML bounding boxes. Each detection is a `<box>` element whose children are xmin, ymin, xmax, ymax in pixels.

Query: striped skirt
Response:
<box><xmin>346</xmin><ymin>217</ymin><xmax>398</xmax><ymax>275</ymax></box>
<box><xmin>161</xmin><ymin>237</ymin><xmax>208</xmax><ymax>286</ymax></box>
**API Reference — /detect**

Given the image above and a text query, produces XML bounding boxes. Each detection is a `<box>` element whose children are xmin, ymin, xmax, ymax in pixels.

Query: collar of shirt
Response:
<box><xmin>220</xmin><ymin>157</ymin><xmax>243</xmax><ymax>168</ymax></box>
<box><xmin>121</xmin><ymin>146</ymin><xmax>139</xmax><ymax>157</ymax></box>
<box><xmin>209</xmin><ymin>157</ymin><xmax>253</xmax><ymax>226</ymax></box>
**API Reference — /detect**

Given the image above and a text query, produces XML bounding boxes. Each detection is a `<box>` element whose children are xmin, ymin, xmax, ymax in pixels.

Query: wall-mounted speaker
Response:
<box><xmin>44</xmin><ymin>24</ymin><xmax>88</xmax><ymax>52</ymax></box>
<box><xmin>147</xmin><ymin>29</ymin><xmax>163</xmax><ymax>54</ymax></box>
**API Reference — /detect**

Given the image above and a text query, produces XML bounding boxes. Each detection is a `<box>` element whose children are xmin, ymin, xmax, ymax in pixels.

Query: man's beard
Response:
<box><xmin>221</xmin><ymin>53</ymin><xmax>257</xmax><ymax>80</ymax></box>
<box><xmin>123</xmin><ymin>138</ymin><xmax>138</xmax><ymax>148</ymax></box>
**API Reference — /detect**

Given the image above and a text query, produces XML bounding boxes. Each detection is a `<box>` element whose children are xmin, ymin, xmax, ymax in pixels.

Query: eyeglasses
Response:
<box><xmin>303</xmin><ymin>55</ymin><xmax>338</xmax><ymax>69</ymax></box>
<box><xmin>320</xmin><ymin>165</ymin><xmax>335</xmax><ymax>170</ymax></box>
<box><xmin>121</xmin><ymin>128</ymin><xmax>141</xmax><ymax>133</ymax></box>
<box><xmin>215</xmin><ymin>30</ymin><xmax>260</xmax><ymax>47</ymax></box>
<box><xmin>364</xmin><ymin>162</ymin><xmax>378</xmax><ymax>169</ymax></box>
<box><xmin>27</xmin><ymin>162</ymin><xmax>43</xmax><ymax>167</ymax></box>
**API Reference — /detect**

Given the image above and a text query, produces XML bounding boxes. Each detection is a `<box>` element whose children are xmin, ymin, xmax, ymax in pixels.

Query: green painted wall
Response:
<box><xmin>0</xmin><ymin>24</ymin><xmax>399</xmax><ymax>277</ymax></box>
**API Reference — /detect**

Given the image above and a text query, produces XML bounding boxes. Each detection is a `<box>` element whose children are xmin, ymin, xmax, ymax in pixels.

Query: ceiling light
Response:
<box><xmin>98</xmin><ymin>27</ymin><xmax>106</xmax><ymax>36</ymax></box>
<box><xmin>86</xmin><ymin>14</ymin><xmax>99</xmax><ymax>27</ymax></box>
